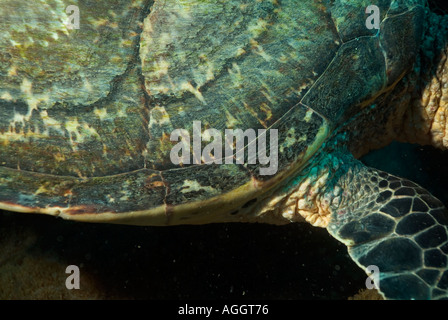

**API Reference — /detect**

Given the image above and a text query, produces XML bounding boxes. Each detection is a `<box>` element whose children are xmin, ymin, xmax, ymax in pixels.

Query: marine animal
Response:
<box><xmin>1</xmin><ymin>0</ymin><xmax>448</xmax><ymax>299</ymax></box>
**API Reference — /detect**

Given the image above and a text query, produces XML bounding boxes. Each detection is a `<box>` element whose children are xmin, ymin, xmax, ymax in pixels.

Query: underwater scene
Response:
<box><xmin>1</xmin><ymin>0</ymin><xmax>448</xmax><ymax>301</ymax></box>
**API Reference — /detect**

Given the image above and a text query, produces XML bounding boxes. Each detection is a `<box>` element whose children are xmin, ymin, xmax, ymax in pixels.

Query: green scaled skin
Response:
<box><xmin>320</xmin><ymin>150</ymin><xmax>448</xmax><ymax>300</ymax></box>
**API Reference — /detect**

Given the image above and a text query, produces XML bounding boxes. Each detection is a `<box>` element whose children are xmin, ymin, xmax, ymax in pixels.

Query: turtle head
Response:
<box><xmin>392</xmin><ymin>9</ymin><xmax>448</xmax><ymax>150</ymax></box>
<box><xmin>340</xmin><ymin>5</ymin><xmax>448</xmax><ymax>158</ymax></box>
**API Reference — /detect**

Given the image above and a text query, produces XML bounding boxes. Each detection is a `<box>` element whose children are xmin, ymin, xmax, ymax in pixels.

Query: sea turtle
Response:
<box><xmin>0</xmin><ymin>0</ymin><xmax>448</xmax><ymax>300</ymax></box>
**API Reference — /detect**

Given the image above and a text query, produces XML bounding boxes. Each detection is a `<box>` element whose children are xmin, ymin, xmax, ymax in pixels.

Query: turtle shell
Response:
<box><xmin>0</xmin><ymin>0</ymin><xmax>424</xmax><ymax>225</ymax></box>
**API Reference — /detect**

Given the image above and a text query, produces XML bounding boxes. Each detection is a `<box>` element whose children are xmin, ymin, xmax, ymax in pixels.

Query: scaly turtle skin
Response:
<box><xmin>1</xmin><ymin>0</ymin><xmax>448</xmax><ymax>299</ymax></box>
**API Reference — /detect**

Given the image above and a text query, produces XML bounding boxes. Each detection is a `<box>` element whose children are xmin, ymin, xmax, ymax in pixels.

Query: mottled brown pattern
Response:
<box><xmin>0</xmin><ymin>0</ymin><xmax>437</xmax><ymax>223</ymax></box>
<box><xmin>301</xmin><ymin>37</ymin><xmax>387</xmax><ymax>122</ymax></box>
<box><xmin>380</xmin><ymin>6</ymin><xmax>424</xmax><ymax>86</ymax></box>
<box><xmin>141</xmin><ymin>0</ymin><xmax>340</xmax><ymax>170</ymax></box>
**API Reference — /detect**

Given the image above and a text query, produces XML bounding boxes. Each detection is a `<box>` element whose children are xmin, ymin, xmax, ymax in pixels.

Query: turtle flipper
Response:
<box><xmin>325</xmin><ymin>160</ymin><xmax>448</xmax><ymax>300</ymax></box>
